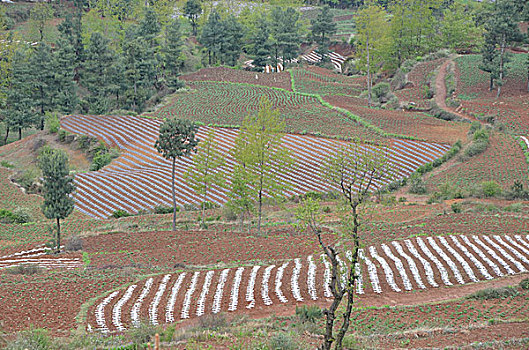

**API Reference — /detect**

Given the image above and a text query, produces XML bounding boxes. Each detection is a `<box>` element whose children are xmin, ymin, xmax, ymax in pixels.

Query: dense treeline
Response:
<box><xmin>0</xmin><ymin>0</ymin><xmax>528</xmax><ymax>142</ymax></box>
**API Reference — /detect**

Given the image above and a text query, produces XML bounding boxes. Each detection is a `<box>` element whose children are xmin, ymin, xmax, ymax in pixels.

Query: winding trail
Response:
<box><xmin>435</xmin><ymin>59</ymin><xmax>486</xmax><ymax>125</ymax></box>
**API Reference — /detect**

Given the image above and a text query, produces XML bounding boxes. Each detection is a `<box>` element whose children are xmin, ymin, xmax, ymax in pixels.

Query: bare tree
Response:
<box><xmin>296</xmin><ymin>141</ymin><xmax>394</xmax><ymax>350</ymax></box>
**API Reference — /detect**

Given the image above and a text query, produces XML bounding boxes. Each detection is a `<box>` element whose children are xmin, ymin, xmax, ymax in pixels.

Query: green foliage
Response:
<box><xmin>163</xmin><ymin>18</ymin><xmax>185</xmax><ymax>90</ymax></box>
<box><xmin>520</xmin><ymin>278</ymin><xmax>529</xmax><ymax>290</ymax></box>
<box><xmin>45</xmin><ymin>112</ymin><xmax>60</xmax><ymax>134</ymax></box>
<box><xmin>183</xmin><ymin>128</ymin><xmax>225</xmax><ymax>224</ymax></box>
<box><xmin>451</xmin><ymin>202</ymin><xmax>462</xmax><ymax>213</ymax></box>
<box><xmin>408</xmin><ymin>175</ymin><xmax>427</xmax><ymax>194</ymax></box>
<box><xmin>231</xmin><ymin>96</ymin><xmax>295</xmax><ymax>232</ymax></box>
<box><xmin>482</xmin><ymin>181</ymin><xmax>501</xmax><ymax>197</ymax></box>
<box><xmin>268</xmin><ymin>332</ymin><xmax>299</xmax><ymax>350</ymax></box>
<box><xmin>28</xmin><ymin>2</ymin><xmax>54</xmax><ymax>42</ymax></box>
<box><xmin>505</xmin><ymin>180</ymin><xmax>529</xmax><ymax>200</ymax></box>
<box><xmin>112</xmin><ymin>209</ymin><xmax>132</xmax><ymax>218</ymax></box>
<box><xmin>7</xmin><ymin>327</ymin><xmax>51</xmax><ymax>350</ymax></box>
<box><xmin>440</xmin><ymin>2</ymin><xmax>483</xmax><ymax>52</ymax></box>
<box><xmin>38</xmin><ymin>147</ymin><xmax>75</xmax><ymax>252</ymax></box>
<box><xmin>0</xmin><ymin>160</ymin><xmax>14</xmax><ymax>168</ymax></box>
<box><xmin>0</xmin><ymin>208</ymin><xmax>32</xmax><ymax>224</ymax></box>
<box><xmin>90</xmin><ymin>151</ymin><xmax>113</xmax><ymax>171</ymax></box>
<box><xmin>183</xmin><ymin>0</ymin><xmax>202</xmax><ymax>36</ymax></box>
<box><xmin>269</xmin><ymin>7</ymin><xmax>302</xmax><ymax>66</ymax></box>
<box><xmin>155</xmin><ymin>119</ymin><xmax>199</xmax><ymax>161</ymax></box>
<box><xmin>467</xmin><ymin>286</ymin><xmax>518</xmax><ymax>300</ymax></box>
<box><xmin>311</xmin><ymin>6</ymin><xmax>337</xmax><ymax>60</ymax></box>
<box><xmin>154</xmin><ymin>206</ymin><xmax>179</xmax><ymax>214</ymax></box>
<box><xmin>295</xmin><ymin>305</ymin><xmax>323</xmax><ymax>323</ymax></box>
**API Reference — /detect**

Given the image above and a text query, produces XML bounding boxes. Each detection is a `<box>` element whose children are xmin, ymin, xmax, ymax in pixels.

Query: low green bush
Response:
<box><xmin>482</xmin><ymin>181</ymin><xmax>501</xmax><ymax>198</ymax></box>
<box><xmin>112</xmin><ymin>209</ymin><xmax>131</xmax><ymax>218</ymax></box>
<box><xmin>520</xmin><ymin>278</ymin><xmax>529</xmax><ymax>290</ymax></box>
<box><xmin>408</xmin><ymin>175</ymin><xmax>427</xmax><ymax>194</ymax></box>
<box><xmin>451</xmin><ymin>202</ymin><xmax>462</xmax><ymax>213</ymax></box>
<box><xmin>268</xmin><ymin>332</ymin><xmax>299</xmax><ymax>350</ymax></box>
<box><xmin>468</xmin><ymin>286</ymin><xmax>518</xmax><ymax>300</ymax></box>
<box><xmin>45</xmin><ymin>112</ymin><xmax>60</xmax><ymax>134</ymax></box>
<box><xmin>6</xmin><ymin>263</ymin><xmax>44</xmax><ymax>276</ymax></box>
<box><xmin>6</xmin><ymin>327</ymin><xmax>51</xmax><ymax>350</ymax></box>
<box><xmin>0</xmin><ymin>208</ymin><xmax>32</xmax><ymax>224</ymax></box>
<box><xmin>154</xmin><ymin>206</ymin><xmax>179</xmax><ymax>214</ymax></box>
<box><xmin>296</xmin><ymin>305</ymin><xmax>322</xmax><ymax>323</ymax></box>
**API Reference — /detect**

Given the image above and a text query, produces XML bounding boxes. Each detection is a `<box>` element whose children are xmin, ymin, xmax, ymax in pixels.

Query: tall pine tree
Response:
<box><xmin>249</xmin><ymin>15</ymin><xmax>271</xmax><ymax>70</ymax></box>
<box><xmin>311</xmin><ymin>5</ymin><xmax>337</xmax><ymax>62</ymax></box>
<box><xmin>53</xmin><ymin>35</ymin><xmax>78</xmax><ymax>114</ymax></box>
<box><xmin>163</xmin><ymin>18</ymin><xmax>185</xmax><ymax>90</ymax></box>
<box><xmin>29</xmin><ymin>43</ymin><xmax>55</xmax><ymax>130</ymax></box>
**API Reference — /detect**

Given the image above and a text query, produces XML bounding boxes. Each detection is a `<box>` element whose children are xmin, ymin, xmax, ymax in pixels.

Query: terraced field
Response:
<box><xmin>60</xmin><ymin>115</ymin><xmax>450</xmax><ymax>219</ymax></box>
<box><xmin>151</xmin><ymin>81</ymin><xmax>378</xmax><ymax>139</ymax></box>
<box><xmin>323</xmin><ymin>95</ymin><xmax>469</xmax><ymax>144</ymax></box>
<box><xmin>291</xmin><ymin>66</ymin><xmax>365</xmax><ymax>96</ymax></box>
<box><xmin>88</xmin><ymin>233</ymin><xmax>529</xmax><ymax>333</ymax></box>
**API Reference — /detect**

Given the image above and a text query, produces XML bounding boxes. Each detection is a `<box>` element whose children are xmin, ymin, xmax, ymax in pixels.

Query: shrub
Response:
<box><xmin>505</xmin><ymin>180</ymin><xmax>529</xmax><ymax>200</ymax></box>
<box><xmin>296</xmin><ymin>305</ymin><xmax>322</xmax><ymax>323</ymax></box>
<box><xmin>11</xmin><ymin>207</ymin><xmax>31</xmax><ymax>223</ymax></box>
<box><xmin>6</xmin><ymin>328</ymin><xmax>51</xmax><ymax>350</ymax></box>
<box><xmin>58</xmin><ymin>129</ymin><xmax>69</xmax><ymax>142</ymax></box>
<box><xmin>520</xmin><ymin>278</ymin><xmax>529</xmax><ymax>290</ymax></box>
<box><xmin>112</xmin><ymin>209</ymin><xmax>131</xmax><ymax>218</ymax></box>
<box><xmin>45</xmin><ymin>112</ymin><xmax>60</xmax><ymax>133</ymax></box>
<box><xmin>451</xmin><ymin>202</ymin><xmax>462</xmax><ymax>213</ymax></box>
<box><xmin>197</xmin><ymin>313</ymin><xmax>227</xmax><ymax>331</ymax></box>
<box><xmin>409</xmin><ymin>175</ymin><xmax>427</xmax><ymax>194</ymax></box>
<box><xmin>6</xmin><ymin>263</ymin><xmax>44</xmax><ymax>276</ymax></box>
<box><xmin>268</xmin><ymin>332</ymin><xmax>299</xmax><ymax>350</ymax></box>
<box><xmin>482</xmin><ymin>181</ymin><xmax>501</xmax><ymax>197</ymax></box>
<box><xmin>467</xmin><ymin>286</ymin><xmax>518</xmax><ymax>300</ymax></box>
<box><xmin>463</xmin><ymin>140</ymin><xmax>488</xmax><ymax>159</ymax></box>
<box><xmin>65</xmin><ymin>236</ymin><xmax>83</xmax><ymax>251</ymax></box>
<box><xmin>90</xmin><ymin>151</ymin><xmax>113</xmax><ymax>171</ymax></box>
<box><xmin>468</xmin><ymin>121</ymin><xmax>481</xmax><ymax>136</ymax></box>
<box><xmin>154</xmin><ymin>206</ymin><xmax>178</xmax><ymax>214</ymax></box>
<box><xmin>0</xmin><ymin>160</ymin><xmax>14</xmax><ymax>168</ymax></box>
<box><xmin>222</xmin><ymin>204</ymin><xmax>238</xmax><ymax>221</ymax></box>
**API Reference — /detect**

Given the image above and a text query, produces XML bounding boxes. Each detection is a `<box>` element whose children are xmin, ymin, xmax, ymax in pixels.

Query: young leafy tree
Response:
<box><xmin>227</xmin><ymin>164</ymin><xmax>255</xmax><ymax>232</ymax></box>
<box><xmin>163</xmin><ymin>18</ymin><xmax>185</xmax><ymax>90</ymax></box>
<box><xmin>480</xmin><ymin>32</ymin><xmax>501</xmax><ymax>91</ymax></box>
<box><xmin>440</xmin><ymin>2</ymin><xmax>483</xmax><ymax>52</ymax></box>
<box><xmin>231</xmin><ymin>97</ymin><xmax>295</xmax><ymax>233</ymax></box>
<box><xmin>183</xmin><ymin>128</ymin><xmax>225</xmax><ymax>226</ymax></box>
<box><xmin>311</xmin><ymin>5</ymin><xmax>337</xmax><ymax>61</ymax></box>
<box><xmin>184</xmin><ymin>0</ymin><xmax>202</xmax><ymax>36</ymax></box>
<box><xmin>307</xmin><ymin>141</ymin><xmax>394</xmax><ymax>350</ymax></box>
<box><xmin>38</xmin><ymin>147</ymin><xmax>75</xmax><ymax>254</ymax></box>
<box><xmin>155</xmin><ymin>119</ymin><xmax>199</xmax><ymax>231</ymax></box>
<box><xmin>355</xmin><ymin>1</ymin><xmax>391</xmax><ymax>107</ymax></box>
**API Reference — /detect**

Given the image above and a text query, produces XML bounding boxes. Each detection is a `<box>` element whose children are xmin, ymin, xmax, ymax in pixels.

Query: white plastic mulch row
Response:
<box><xmin>91</xmin><ymin>235</ymin><xmax>529</xmax><ymax>333</ymax></box>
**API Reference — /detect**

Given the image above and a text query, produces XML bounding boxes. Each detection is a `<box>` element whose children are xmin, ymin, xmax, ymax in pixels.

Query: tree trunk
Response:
<box><xmin>490</xmin><ymin>75</ymin><xmax>494</xmax><ymax>91</ymax></box>
<box><xmin>366</xmin><ymin>33</ymin><xmax>371</xmax><ymax>107</ymax></box>
<box><xmin>18</xmin><ymin>128</ymin><xmax>22</xmax><ymax>140</ymax></box>
<box><xmin>202</xmin><ymin>183</ymin><xmax>207</xmax><ymax>227</ymax></box>
<box><xmin>497</xmin><ymin>34</ymin><xmax>506</xmax><ymax>99</ymax></box>
<box><xmin>56</xmin><ymin>217</ymin><xmax>61</xmax><ymax>254</ymax></box>
<box><xmin>3</xmin><ymin>126</ymin><xmax>9</xmax><ymax>145</ymax></box>
<box><xmin>171</xmin><ymin>157</ymin><xmax>177</xmax><ymax>231</ymax></box>
<box><xmin>257</xmin><ymin>188</ymin><xmax>263</xmax><ymax>234</ymax></box>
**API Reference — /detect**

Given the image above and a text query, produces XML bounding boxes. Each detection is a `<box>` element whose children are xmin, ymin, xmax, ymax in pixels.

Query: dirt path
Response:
<box><xmin>435</xmin><ymin>60</ymin><xmax>485</xmax><ymax>125</ymax></box>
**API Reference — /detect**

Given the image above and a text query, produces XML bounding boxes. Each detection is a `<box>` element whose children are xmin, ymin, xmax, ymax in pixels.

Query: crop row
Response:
<box><xmin>88</xmin><ymin>234</ymin><xmax>529</xmax><ymax>333</ymax></box>
<box><xmin>60</xmin><ymin>115</ymin><xmax>450</xmax><ymax>219</ymax></box>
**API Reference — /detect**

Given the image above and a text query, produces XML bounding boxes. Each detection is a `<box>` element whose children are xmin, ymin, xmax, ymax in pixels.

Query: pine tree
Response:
<box><xmin>249</xmin><ymin>15</ymin><xmax>271</xmax><ymax>70</ymax></box>
<box><xmin>53</xmin><ymin>35</ymin><xmax>78</xmax><ymax>114</ymax></box>
<box><xmin>38</xmin><ymin>147</ymin><xmax>75</xmax><ymax>254</ymax></box>
<box><xmin>5</xmin><ymin>50</ymin><xmax>38</xmax><ymax>142</ymax></box>
<box><xmin>155</xmin><ymin>119</ymin><xmax>199</xmax><ymax>231</ymax></box>
<box><xmin>231</xmin><ymin>97</ymin><xmax>295</xmax><ymax>233</ymax></box>
<box><xmin>311</xmin><ymin>5</ymin><xmax>337</xmax><ymax>61</ymax></box>
<box><xmin>57</xmin><ymin>14</ymin><xmax>84</xmax><ymax>81</ymax></box>
<box><xmin>29</xmin><ymin>2</ymin><xmax>53</xmax><ymax>42</ymax></box>
<box><xmin>270</xmin><ymin>7</ymin><xmax>301</xmax><ymax>66</ymax></box>
<box><xmin>184</xmin><ymin>0</ymin><xmax>202</xmax><ymax>36</ymax></box>
<box><xmin>183</xmin><ymin>128</ymin><xmax>225</xmax><ymax>226</ymax></box>
<box><xmin>199</xmin><ymin>10</ymin><xmax>224</xmax><ymax>65</ymax></box>
<box><xmin>82</xmin><ymin>32</ymin><xmax>118</xmax><ymax>114</ymax></box>
<box><xmin>483</xmin><ymin>0</ymin><xmax>525</xmax><ymax>98</ymax></box>
<box><xmin>480</xmin><ymin>33</ymin><xmax>500</xmax><ymax>91</ymax></box>
<box><xmin>220</xmin><ymin>15</ymin><xmax>243</xmax><ymax>66</ymax></box>
<box><xmin>163</xmin><ymin>18</ymin><xmax>185</xmax><ymax>90</ymax></box>
<box><xmin>29</xmin><ymin>43</ymin><xmax>55</xmax><ymax>130</ymax></box>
